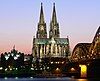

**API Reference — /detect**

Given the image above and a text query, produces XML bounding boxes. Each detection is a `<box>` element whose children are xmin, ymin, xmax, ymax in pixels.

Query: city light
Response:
<box><xmin>16</xmin><ymin>68</ymin><xmax>18</xmax><ymax>70</ymax></box>
<box><xmin>31</xmin><ymin>68</ymin><xmax>34</xmax><ymax>70</ymax></box>
<box><xmin>79</xmin><ymin>65</ymin><xmax>87</xmax><ymax>78</ymax></box>
<box><xmin>14</xmin><ymin>56</ymin><xmax>18</xmax><ymax>60</ymax></box>
<box><xmin>10</xmin><ymin>68</ymin><xmax>12</xmax><ymax>71</ymax></box>
<box><xmin>5</xmin><ymin>68</ymin><xmax>7</xmax><ymax>71</ymax></box>
<box><xmin>0</xmin><ymin>67</ymin><xmax>3</xmax><ymax>70</ymax></box>
<box><xmin>56</xmin><ymin>68</ymin><xmax>60</xmax><ymax>71</ymax></box>
<box><xmin>51</xmin><ymin>62</ymin><xmax>53</xmax><ymax>64</ymax></box>
<box><xmin>70</xmin><ymin>68</ymin><xmax>75</xmax><ymax>72</ymax></box>
<box><xmin>4</xmin><ymin>77</ymin><xmax>8</xmax><ymax>80</ymax></box>
<box><xmin>47</xmin><ymin>67</ymin><xmax>49</xmax><ymax>69</ymax></box>
<box><xmin>62</xmin><ymin>61</ymin><xmax>64</xmax><ymax>64</ymax></box>
<box><xmin>15</xmin><ymin>77</ymin><xmax>18</xmax><ymax>79</ymax></box>
<box><xmin>40</xmin><ymin>68</ymin><xmax>42</xmax><ymax>70</ymax></box>
<box><xmin>5</xmin><ymin>55</ymin><xmax>9</xmax><ymax>60</ymax></box>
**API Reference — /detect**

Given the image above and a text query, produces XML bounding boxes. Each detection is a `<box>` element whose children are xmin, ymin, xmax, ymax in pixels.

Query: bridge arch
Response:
<box><xmin>71</xmin><ymin>43</ymin><xmax>91</xmax><ymax>62</ymax></box>
<box><xmin>89</xmin><ymin>26</ymin><xmax>100</xmax><ymax>59</ymax></box>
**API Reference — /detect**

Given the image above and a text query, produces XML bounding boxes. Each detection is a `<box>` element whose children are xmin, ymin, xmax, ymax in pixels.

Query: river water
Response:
<box><xmin>0</xmin><ymin>77</ymin><xmax>99</xmax><ymax>81</ymax></box>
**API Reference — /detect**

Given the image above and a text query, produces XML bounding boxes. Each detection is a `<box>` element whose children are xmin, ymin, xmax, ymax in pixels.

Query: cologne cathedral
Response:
<box><xmin>32</xmin><ymin>3</ymin><xmax>70</xmax><ymax>59</ymax></box>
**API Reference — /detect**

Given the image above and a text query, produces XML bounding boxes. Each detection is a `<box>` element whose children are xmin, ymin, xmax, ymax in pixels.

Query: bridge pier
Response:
<box><xmin>69</xmin><ymin>59</ymin><xmax>100</xmax><ymax>78</ymax></box>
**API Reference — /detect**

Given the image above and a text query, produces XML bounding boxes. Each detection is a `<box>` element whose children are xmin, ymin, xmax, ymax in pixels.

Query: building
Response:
<box><xmin>24</xmin><ymin>54</ymin><xmax>33</xmax><ymax>67</ymax></box>
<box><xmin>32</xmin><ymin>3</ymin><xmax>70</xmax><ymax>59</ymax></box>
<box><xmin>0</xmin><ymin>46</ymin><xmax>24</xmax><ymax>68</ymax></box>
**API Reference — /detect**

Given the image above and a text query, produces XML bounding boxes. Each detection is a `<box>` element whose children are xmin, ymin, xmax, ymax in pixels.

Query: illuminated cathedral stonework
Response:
<box><xmin>32</xmin><ymin>3</ymin><xmax>70</xmax><ymax>59</ymax></box>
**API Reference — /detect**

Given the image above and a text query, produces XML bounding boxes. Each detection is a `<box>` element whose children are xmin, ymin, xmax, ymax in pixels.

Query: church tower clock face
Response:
<box><xmin>40</xmin><ymin>26</ymin><xmax>44</xmax><ymax>30</ymax></box>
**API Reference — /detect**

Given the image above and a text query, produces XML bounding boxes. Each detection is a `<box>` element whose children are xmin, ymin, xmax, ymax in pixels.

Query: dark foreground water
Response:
<box><xmin>0</xmin><ymin>77</ymin><xmax>100</xmax><ymax>81</ymax></box>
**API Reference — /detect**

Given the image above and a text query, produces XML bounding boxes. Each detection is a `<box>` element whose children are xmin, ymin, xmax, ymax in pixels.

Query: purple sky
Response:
<box><xmin>0</xmin><ymin>0</ymin><xmax>100</xmax><ymax>54</ymax></box>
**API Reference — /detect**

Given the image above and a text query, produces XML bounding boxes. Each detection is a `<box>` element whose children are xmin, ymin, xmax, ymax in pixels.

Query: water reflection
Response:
<box><xmin>76</xmin><ymin>79</ymin><xmax>88</xmax><ymax>81</ymax></box>
<box><xmin>15</xmin><ymin>77</ymin><xmax>18</xmax><ymax>79</ymax></box>
<box><xmin>0</xmin><ymin>77</ymin><xmax>99</xmax><ymax>81</ymax></box>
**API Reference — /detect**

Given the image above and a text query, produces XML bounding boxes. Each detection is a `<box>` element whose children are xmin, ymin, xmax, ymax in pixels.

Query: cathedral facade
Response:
<box><xmin>32</xmin><ymin>3</ymin><xmax>70</xmax><ymax>59</ymax></box>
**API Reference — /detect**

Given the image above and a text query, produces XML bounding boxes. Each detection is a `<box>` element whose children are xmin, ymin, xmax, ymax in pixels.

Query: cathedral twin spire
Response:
<box><xmin>39</xmin><ymin>3</ymin><xmax>45</xmax><ymax>24</ymax></box>
<box><xmin>36</xmin><ymin>3</ymin><xmax>60</xmax><ymax>38</ymax></box>
<box><xmin>52</xmin><ymin>3</ymin><xmax>57</xmax><ymax>25</ymax></box>
<box><xmin>36</xmin><ymin>3</ymin><xmax>47</xmax><ymax>38</ymax></box>
<box><xmin>49</xmin><ymin>3</ymin><xmax>60</xmax><ymax>38</ymax></box>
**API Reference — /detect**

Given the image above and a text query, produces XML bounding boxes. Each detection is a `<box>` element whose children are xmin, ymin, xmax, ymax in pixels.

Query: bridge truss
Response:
<box><xmin>71</xmin><ymin>26</ymin><xmax>100</xmax><ymax>62</ymax></box>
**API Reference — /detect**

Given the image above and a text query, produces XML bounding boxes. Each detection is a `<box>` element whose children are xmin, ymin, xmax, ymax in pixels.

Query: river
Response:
<box><xmin>0</xmin><ymin>77</ymin><xmax>99</xmax><ymax>81</ymax></box>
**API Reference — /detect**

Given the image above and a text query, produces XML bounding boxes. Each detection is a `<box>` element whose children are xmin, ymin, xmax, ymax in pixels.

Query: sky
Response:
<box><xmin>0</xmin><ymin>0</ymin><xmax>100</xmax><ymax>54</ymax></box>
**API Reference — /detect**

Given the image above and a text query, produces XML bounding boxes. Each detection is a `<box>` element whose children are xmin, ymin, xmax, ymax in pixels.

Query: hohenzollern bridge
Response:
<box><xmin>70</xmin><ymin>26</ymin><xmax>100</xmax><ymax>78</ymax></box>
<box><xmin>71</xmin><ymin>26</ymin><xmax>100</xmax><ymax>62</ymax></box>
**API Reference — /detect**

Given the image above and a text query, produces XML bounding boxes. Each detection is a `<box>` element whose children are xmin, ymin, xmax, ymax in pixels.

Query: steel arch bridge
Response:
<box><xmin>71</xmin><ymin>26</ymin><xmax>100</xmax><ymax>62</ymax></box>
<box><xmin>89</xmin><ymin>26</ymin><xmax>100</xmax><ymax>59</ymax></box>
<box><xmin>71</xmin><ymin>43</ymin><xmax>91</xmax><ymax>62</ymax></box>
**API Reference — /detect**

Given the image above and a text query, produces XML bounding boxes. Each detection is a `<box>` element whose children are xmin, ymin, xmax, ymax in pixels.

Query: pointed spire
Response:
<box><xmin>39</xmin><ymin>3</ymin><xmax>45</xmax><ymax>24</ymax></box>
<box><xmin>52</xmin><ymin>3</ymin><xmax>57</xmax><ymax>24</ymax></box>
<box><xmin>13</xmin><ymin>45</ymin><xmax>15</xmax><ymax>50</ymax></box>
<box><xmin>67</xmin><ymin>36</ymin><xmax>69</xmax><ymax>44</ymax></box>
<box><xmin>37</xmin><ymin>3</ymin><xmax>47</xmax><ymax>38</ymax></box>
<box><xmin>49</xmin><ymin>3</ymin><xmax>60</xmax><ymax>38</ymax></box>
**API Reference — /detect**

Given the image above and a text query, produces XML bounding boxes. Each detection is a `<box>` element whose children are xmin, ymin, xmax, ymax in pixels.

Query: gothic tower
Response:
<box><xmin>32</xmin><ymin>3</ymin><xmax>70</xmax><ymax>60</ymax></box>
<box><xmin>36</xmin><ymin>3</ymin><xmax>47</xmax><ymax>38</ymax></box>
<box><xmin>49</xmin><ymin>3</ymin><xmax>60</xmax><ymax>38</ymax></box>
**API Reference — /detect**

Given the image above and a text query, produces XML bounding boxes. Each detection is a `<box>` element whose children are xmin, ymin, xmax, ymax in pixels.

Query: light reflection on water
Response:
<box><xmin>76</xmin><ymin>79</ymin><xmax>88</xmax><ymax>81</ymax></box>
<box><xmin>0</xmin><ymin>77</ymin><xmax>99</xmax><ymax>81</ymax></box>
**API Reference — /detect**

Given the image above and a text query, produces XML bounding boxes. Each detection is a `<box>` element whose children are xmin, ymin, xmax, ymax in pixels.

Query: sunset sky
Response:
<box><xmin>0</xmin><ymin>0</ymin><xmax>100</xmax><ymax>54</ymax></box>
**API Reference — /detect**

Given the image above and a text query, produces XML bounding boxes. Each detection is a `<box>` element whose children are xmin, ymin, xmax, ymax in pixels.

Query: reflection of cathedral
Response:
<box><xmin>32</xmin><ymin>3</ymin><xmax>70</xmax><ymax>59</ymax></box>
